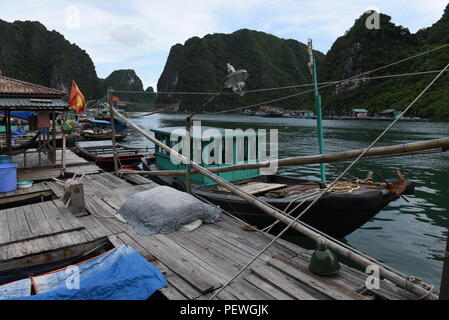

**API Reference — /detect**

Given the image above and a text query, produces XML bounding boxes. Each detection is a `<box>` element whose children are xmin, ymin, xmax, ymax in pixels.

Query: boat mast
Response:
<box><xmin>308</xmin><ymin>39</ymin><xmax>327</xmax><ymax>184</ymax></box>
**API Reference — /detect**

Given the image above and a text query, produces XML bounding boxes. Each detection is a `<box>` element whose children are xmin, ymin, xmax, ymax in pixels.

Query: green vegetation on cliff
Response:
<box><xmin>319</xmin><ymin>7</ymin><xmax>449</xmax><ymax>120</ymax></box>
<box><xmin>0</xmin><ymin>19</ymin><xmax>100</xmax><ymax>99</ymax></box>
<box><xmin>158</xmin><ymin>4</ymin><xmax>449</xmax><ymax>119</ymax></box>
<box><xmin>157</xmin><ymin>29</ymin><xmax>324</xmax><ymax>111</ymax></box>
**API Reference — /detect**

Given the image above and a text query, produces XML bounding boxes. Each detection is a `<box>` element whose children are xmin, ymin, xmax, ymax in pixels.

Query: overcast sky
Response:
<box><xmin>0</xmin><ymin>0</ymin><xmax>447</xmax><ymax>90</ymax></box>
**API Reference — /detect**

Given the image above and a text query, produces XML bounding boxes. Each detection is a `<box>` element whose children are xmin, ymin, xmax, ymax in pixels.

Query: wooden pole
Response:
<box><xmin>111</xmin><ymin>105</ymin><xmax>437</xmax><ymax>299</ymax></box>
<box><xmin>5</xmin><ymin>109</ymin><xmax>11</xmax><ymax>155</ymax></box>
<box><xmin>61</xmin><ymin>111</ymin><xmax>68</xmax><ymax>174</ymax></box>
<box><xmin>440</xmin><ymin>232</ymin><xmax>449</xmax><ymax>299</ymax></box>
<box><xmin>308</xmin><ymin>39</ymin><xmax>326</xmax><ymax>184</ymax></box>
<box><xmin>121</xmin><ymin>137</ymin><xmax>449</xmax><ymax>176</ymax></box>
<box><xmin>108</xmin><ymin>89</ymin><xmax>119</xmax><ymax>176</ymax></box>
<box><xmin>51</xmin><ymin>111</ymin><xmax>57</xmax><ymax>164</ymax></box>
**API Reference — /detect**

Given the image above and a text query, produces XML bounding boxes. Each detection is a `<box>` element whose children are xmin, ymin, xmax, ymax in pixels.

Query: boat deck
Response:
<box><xmin>0</xmin><ymin>170</ymin><xmax>420</xmax><ymax>300</ymax></box>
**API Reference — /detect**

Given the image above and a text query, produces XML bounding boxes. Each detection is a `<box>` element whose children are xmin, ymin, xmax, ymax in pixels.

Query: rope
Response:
<box><xmin>406</xmin><ymin>276</ymin><xmax>437</xmax><ymax>299</ymax></box>
<box><xmin>209</xmin><ymin>60</ymin><xmax>449</xmax><ymax>300</ymax></box>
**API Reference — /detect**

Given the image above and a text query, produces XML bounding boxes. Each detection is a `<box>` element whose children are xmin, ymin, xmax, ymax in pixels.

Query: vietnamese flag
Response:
<box><xmin>69</xmin><ymin>81</ymin><xmax>87</xmax><ymax>114</ymax></box>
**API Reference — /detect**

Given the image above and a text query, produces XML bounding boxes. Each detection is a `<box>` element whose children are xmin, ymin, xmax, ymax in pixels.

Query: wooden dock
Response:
<box><xmin>13</xmin><ymin>149</ymin><xmax>101</xmax><ymax>182</ymax></box>
<box><xmin>0</xmin><ymin>163</ymin><xmax>423</xmax><ymax>300</ymax></box>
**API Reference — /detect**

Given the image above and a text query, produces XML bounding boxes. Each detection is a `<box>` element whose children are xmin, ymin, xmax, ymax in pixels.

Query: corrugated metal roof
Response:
<box><xmin>0</xmin><ymin>98</ymin><xmax>69</xmax><ymax>110</ymax></box>
<box><xmin>0</xmin><ymin>76</ymin><xmax>66</xmax><ymax>96</ymax></box>
<box><xmin>352</xmin><ymin>109</ymin><xmax>368</xmax><ymax>113</ymax></box>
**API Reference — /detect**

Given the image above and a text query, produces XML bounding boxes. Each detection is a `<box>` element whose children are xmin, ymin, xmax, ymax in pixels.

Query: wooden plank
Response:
<box><xmin>159</xmin><ymin>286</ymin><xmax>188</xmax><ymax>301</ymax></box>
<box><xmin>6</xmin><ymin>208</ymin><xmax>22</xmax><ymax>242</ymax></box>
<box><xmin>244</xmin><ymin>274</ymin><xmax>294</xmax><ymax>300</ymax></box>
<box><xmin>115</xmin><ymin>232</ymin><xmax>156</xmax><ymax>262</ymax></box>
<box><xmin>164</xmin><ymin>231</ymin><xmax>243</xmax><ymax>277</ymax></box>
<box><xmin>227</xmin><ymin>278</ymin><xmax>275</xmax><ymax>300</ymax></box>
<box><xmin>250</xmin><ymin>263</ymin><xmax>324</xmax><ymax>300</ymax></box>
<box><xmin>268</xmin><ymin>255</ymin><xmax>370</xmax><ymax>300</ymax></box>
<box><xmin>46</xmin><ymin>181</ymin><xmax>65</xmax><ymax>198</ymax></box>
<box><xmin>40</xmin><ymin>201</ymin><xmax>70</xmax><ymax>232</ymax></box>
<box><xmin>217</xmin><ymin>182</ymin><xmax>287</xmax><ymax>195</ymax></box>
<box><xmin>0</xmin><ymin>208</ymin><xmax>11</xmax><ymax>243</ymax></box>
<box><xmin>205</xmin><ymin>219</ymin><xmax>298</xmax><ymax>259</ymax></box>
<box><xmin>132</xmin><ymin>234</ymin><xmax>222</xmax><ymax>294</ymax></box>
<box><xmin>52</xmin><ymin>200</ymin><xmax>84</xmax><ymax>229</ymax></box>
<box><xmin>198</xmin><ymin>224</ymin><xmax>272</xmax><ymax>262</ymax></box>
<box><xmin>15</xmin><ymin>206</ymin><xmax>33</xmax><ymax>241</ymax></box>
<box><xmin>78</xmin><ymin>216</ymin><xmax>114</xmax><ymax>238</ymax></box>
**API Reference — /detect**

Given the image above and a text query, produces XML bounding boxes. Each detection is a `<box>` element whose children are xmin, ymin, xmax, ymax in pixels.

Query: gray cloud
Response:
<box><xmin>108</xmin><ymin>24</ymin><xmax>154</xmax><ymax>46</ymax></box>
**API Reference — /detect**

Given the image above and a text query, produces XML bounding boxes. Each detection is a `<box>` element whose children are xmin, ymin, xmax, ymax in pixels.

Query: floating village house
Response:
<box><xmin>378</xmin><ymin>109</ymin><xmax>403</xmax><ymax>119</ymax></box>
<box><xmin>296</xmin><ymin>110</ymin><xmax>315</xmax><ymax>118</ymax></box>
<box><xmin>350</xmin><ymin>108</ymin><xmax>369</xmax><ymax>118</ymax></box>
<box><xmin>0</xmin><ymin>75</ymin><xmax>69</xmax><ymax>164</ymax></box>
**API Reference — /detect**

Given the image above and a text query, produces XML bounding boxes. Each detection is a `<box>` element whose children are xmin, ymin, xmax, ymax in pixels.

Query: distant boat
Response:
<box><xmin>79</xmin><ymin>119</ymin><xmax>128</xmax><ymax>142</ymax></box>
<box><xmin>75</xmin><ymin>140</ymin><xmax>146</xmax><ymax>170</ymax></box>
<box><xmin>261</xmin><ymin>110</ymin><xmax>284</xmax><ymax>118</ymax></box>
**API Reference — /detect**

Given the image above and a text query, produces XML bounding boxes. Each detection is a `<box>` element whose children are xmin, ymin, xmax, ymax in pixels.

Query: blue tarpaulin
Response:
<box><xmin>82</xmin><ymin>119</ymin><xmax>111</xmax><ymax>125</ymax></box>
<box><xmin>0</xmin><ymin>112</ymin><xmax>35</xmax><ymax>122</ymax></box>
<box><xmin>4</xmin><ymin>245</ymin><xmax>166</xmax><ymax>300</ymax></box>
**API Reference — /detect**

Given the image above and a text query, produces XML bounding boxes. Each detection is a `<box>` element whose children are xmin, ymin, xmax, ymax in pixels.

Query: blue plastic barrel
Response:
<box><xmin>0</xmin><ymin>163</ymin><xmax>17</xmax><ymax>193</ymax></box>
<box><xmin>0</xmin><ymin>156</ymin><xmax>12</xmax><ymax>164</ymax></box>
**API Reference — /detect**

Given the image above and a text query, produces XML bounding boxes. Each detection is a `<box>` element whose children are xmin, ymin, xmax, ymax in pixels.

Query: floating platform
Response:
<box><xmin>0</xmin><ymin>168</ymin><xmax>422</xmax><ymax>300</ymax></box>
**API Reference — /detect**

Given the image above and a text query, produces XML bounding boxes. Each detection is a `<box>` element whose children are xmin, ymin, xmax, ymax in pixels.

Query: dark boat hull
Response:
<box><xmin>75</xmin><ymin>141</ymin><xmax>144</xmax><ymax>171</ymax></box>
<box><xmin>194</xmin><ymin>186</ymin><xmax>389</xmax><ymax>239</ymax></box>
<box><xmin>141</xmin><ymin>158</ymin><xmax>411</xmax><ymax>238</ymax></box>
<box><xmin>81</xmin><ymin>132</ymin><xmax>127</xmax><ymax>142</ymax></box>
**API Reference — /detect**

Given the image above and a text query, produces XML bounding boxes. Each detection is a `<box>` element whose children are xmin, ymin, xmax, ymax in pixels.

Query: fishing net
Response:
<box><xmin>117</xmin><ymin>186</ymin><xmax>221</xmax><ymax>236</ymax></box>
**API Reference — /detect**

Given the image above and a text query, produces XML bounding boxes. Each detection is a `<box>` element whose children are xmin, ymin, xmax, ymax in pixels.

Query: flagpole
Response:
<box><xmin>308</xmin><ymin>39</ymin><xmax>327</xmax><ymax>184</ymax></box>
<box><xmin>108</xmin><ymin>88</ymin><xmax>119</xmax><ymax>176</ymax></box>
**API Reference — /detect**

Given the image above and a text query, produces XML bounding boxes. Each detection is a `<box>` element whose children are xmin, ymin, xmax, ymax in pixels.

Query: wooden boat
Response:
<box><xmin>81</xmin><ymin>129</ymin><xmax>128</xmax><ymax>142</ymax></box>
<box><xmin>140</xmin><ymin>126</ymin><xmax>415</xmax><ymax>238</ymax></box>
<box><xmin>0</xmin><ymin>132</ymin><xmax>40</xmax><ymax>155</ymax></box>
<box><xmin>75</xmin><ymin>140</ymin><xmax>145</xmax><ymax>170</ymax></box>
<box><xmin>79</xmin><ymin>119</ymin><xmax>128</xmax><ymax>142</ymax></box>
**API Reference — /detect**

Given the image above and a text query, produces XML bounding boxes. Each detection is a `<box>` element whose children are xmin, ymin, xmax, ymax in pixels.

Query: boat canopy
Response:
<box><xmin>0</xmin><ymin>112</ymin><xmax>35</xmax><ymax>122</ymax></box>
<box><xmin>1</xmin><ymin>245</ymin><xmax>166</xmax><ymax>300</ymax></box>
<box><xmin>80</xmin><ymin>118</ymin><xmax>111</xmax><ymax>125</ymax></box>
<box><xmin>151</xmin><ymin>126</ymin><xmax>266</xmax><ymax>186</ymax></box>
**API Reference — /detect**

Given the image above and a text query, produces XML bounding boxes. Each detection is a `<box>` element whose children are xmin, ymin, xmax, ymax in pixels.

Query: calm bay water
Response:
<box><xmin>123</xmin><ymin>112</ymin><xmax>449</xmax><ymax>287</ymax></box>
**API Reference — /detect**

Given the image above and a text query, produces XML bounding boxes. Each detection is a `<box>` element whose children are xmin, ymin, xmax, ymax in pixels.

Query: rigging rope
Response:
<box><xmin>209</xmin><ymin>60</ymin><xmax>449</xmax><ymax>300</ymax></box>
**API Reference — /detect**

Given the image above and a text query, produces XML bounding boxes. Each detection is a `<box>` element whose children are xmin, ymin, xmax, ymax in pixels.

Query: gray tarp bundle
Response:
<box><xmin>118</xmin><ymin>186</ymin><xmax>221</xmax><ymax>236</ymax></box>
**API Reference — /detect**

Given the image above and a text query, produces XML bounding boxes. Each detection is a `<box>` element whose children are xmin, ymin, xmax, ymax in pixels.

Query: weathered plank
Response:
<box><xmin>250</xmin><ymin>263</ymin><xmax>325</xmax><ymax>300</ymax></box>
<box><xmin>0</xmin><ymin>207</ymin><xmax>11</xmax><ymax>244</ymax></box>
<box><xmin>134</xmin><ymin>234</ymin><xmax>223</xmax><ymax>294</ymax></box>
<box><xmin>268</xmin><ymin>255</ymin><xmax>370</xmax><ymax>300</ymax></box>
<box><xmin>244</xmin><ymin>274</ymin><xmax>294</xmax><ymax>300</ymax></box>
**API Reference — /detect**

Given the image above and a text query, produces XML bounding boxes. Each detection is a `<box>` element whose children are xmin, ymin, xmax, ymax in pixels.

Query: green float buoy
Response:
<box><xmin>309</xmin><ymin>238</ymin><xmax>341</xmax><ymax>276</ymax></box>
